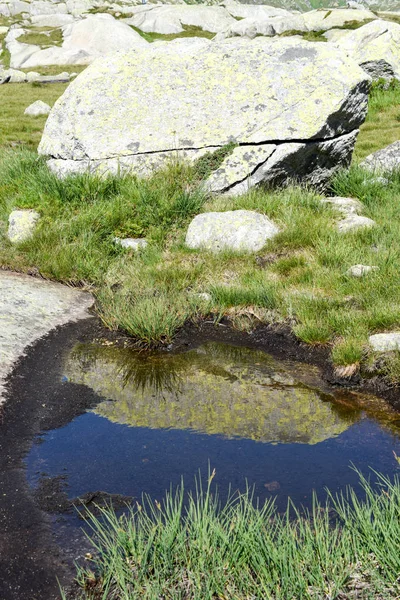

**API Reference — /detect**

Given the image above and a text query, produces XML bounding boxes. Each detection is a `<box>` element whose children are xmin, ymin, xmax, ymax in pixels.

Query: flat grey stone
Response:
<box><xmin>185</xmin><ymin>210</ymin><xmax>279</xmax><ymax>253</ymax></box>
<box><xmin>369</xmin><ymin>332</ymin><xmax>400</xmax><ymax>352</ymax></box>
<box><xmin>0</xmin><ymin>271</ymin><xmax>93</xmax><ymax>404</ymax></box>
<box><xmin>8</xmin><ymin>209</ymin><xmax>40</xmax><ymax>243</ymax></box>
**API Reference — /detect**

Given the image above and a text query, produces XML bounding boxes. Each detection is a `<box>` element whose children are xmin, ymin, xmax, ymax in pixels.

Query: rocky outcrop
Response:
<box><xmin>125</xmin><ymin>5</ymin><xmax>236</xmax><ymax>35</ymax></box>
<box><xmin>5</xmin><ymin>14</ymin><xmax>148</xmax><ymax>69</ymax></box>
<box><xmin>39</xmin><ymin>37</ymin><xmax>370</xmax><ymax>192</ymax></box>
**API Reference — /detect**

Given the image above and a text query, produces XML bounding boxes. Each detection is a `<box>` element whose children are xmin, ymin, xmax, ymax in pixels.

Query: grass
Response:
<box><xmin>65</xmin><ymin>470</ymin><xmax>400</xmax><ymax>599</ymax></box>
<box><xmin>17</xmin><ymin>27</ymin><xmax>63</xmax><ymax>47</ymax></box>
<box><xmin>0</xmin><ymin>82</ymin><xmax>69</xmax><ymax>148</ymax></box>
<box><xmin>130</xmin><ymin>24</ymin><xmax>215</xmax><ymax>43</ymax></box>
<box><xmin>1</xmin><ymin>147</ymin><xmax>400</xmax><ymax>376</ymax></box>
<box><xmin>354</xmin><ymin>80</ymin><xmax>400</xmax><ymax>162</ymax></box>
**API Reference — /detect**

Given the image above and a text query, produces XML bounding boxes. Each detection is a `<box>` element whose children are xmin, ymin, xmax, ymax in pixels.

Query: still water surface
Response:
<box><xmin>26</xmin><ymin>342</ymin><xmax>400</xmax><ymax>511</ymax></box>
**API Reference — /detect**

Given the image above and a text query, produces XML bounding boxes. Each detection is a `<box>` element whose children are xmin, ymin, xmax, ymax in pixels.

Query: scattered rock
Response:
<box><xmin>8</xmin><ymin>209</ymin><xmax>40</xmax><ymax>243</ymax></box>
<box><xmin>369</xmin><ymin>332</ymin><xmax>400</xmax><ymax>352</ymax></box>
<box><xmin>185</xmin><ymin>210</ymin><xmax>279</xmax><ymax>253</ymax></box>
<box><xmin>195</xmin><ymin>292</ymin><xmax>212</xmax><ymax>302</ymax></box>
<box><xmin>39</xmin><ymin>37</ymin><xmax>370</xmax><ymax>190</ymax></box>
<box><xmin>24</xmin><ymin>99</ymin><xmax>51</xmax><ymax>116</ymax></box>
<box><xmin>346</xmin><ymin>264</ymin><xmax>379</xmax><ymax>277</ymax></box>
<box><xmin>321</xmin><ymin>196</ymin><xmax>364</xmax><ymax>215</ymax></box>
<box><xmin>0</xmin><ymin>66</ymin><xmax>27</xmax><ymax>83</ymax></box>
<box><xmin>338</xmin><ymin>214</ymin><xmax>376</xmax><ymax>232</ymax></box>
<box><xmin>114</xmin><ymin>237</ymin><xmax>148</xmax><ymax>251</ymax></box>
<box><xmin>361</xmin><ymin>140</ymin><xmax>400</xmax><ymax>172</ymax></box>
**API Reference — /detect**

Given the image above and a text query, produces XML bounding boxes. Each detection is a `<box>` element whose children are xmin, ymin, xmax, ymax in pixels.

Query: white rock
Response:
<box><xmin>185</xmin><ymin>210</ymin><xmax>279</xmax><ymax>253</ymax></box>
<box><xmin>338</xmin><ymin>214</ymin><xmax>376</xmax><ymax>232</ymax></box>
<box><xmin>61</xmin><ymin>13</ymin><xmax>148</xmax><ymax>56</ymax></box>
<box><xmin>196</xmin><ymin>292</ymin><xmax>212</xmax><ymax>302</ymax></box>
<box><xmin>346</xmin><ymin>264</ymin><xmax>379</xmax><ymax>277</ymax></box>
<box><xmin>30</xmin><ymin>13</ymin><xmax>75</xmax><ymax>27</ymax></box>
<box><xmin>26</xmin><ymin>70</ymin><xmax>40</xmax><ymax>81</ymax></box>
<box><xmin>24</xmin><ymin>99</ymin><xmax>51</xmax><ymax>115</ymax></box>
<box><xmin>302</xmin><ymin>8</ymin><xmax>376</xmax><ymax>32</ymax></box>
<box><xmin>334</xmin><ymin>20</ymin><xmax>400</xmax><ymax>81</ymax></box>
<box><xmin>0</xmin><ymin>67</ymin><xmax>27</xmax><ymax>83</ymax></box>
<box><xmin>127</xmin><ymin>5</ymin><xmax>236</xmax><ymax>35</ymax></box>
<box><xmin>7</xmin><ymin>13</ymin><xmax>148</xmax><ymax>68</ymax></box>
<box><xmin>38</xmin><ymin>37</ymin><xmax>370</xmax><ymax>190</ymax></box>
<box><xmin>114</xmin><ymin>237</ymin><xmax>148</xmax><ymax>251</ymax></box>
<box><xmin>8</xmin><ymin>209</ymin><xmax>40</xmax><ymax>243</ymax></box>
<box><xmin>224</xmin><ymin>4</ymin><xmax>292</xmax><ymax>20</ymax></box>
<box><xmin>361</xmin><ymin>141</ymin><xmax>400</xmax><ymax>171</ymax></box>
<box><xmin>321</xmin><ymin>196</ymin><xmax>364</xmax><ymax>215</ymax></box>
<box><xmin>369</xmin><ymin>332</ymin><xmax>400</xmax><ymax>352</ymax></box>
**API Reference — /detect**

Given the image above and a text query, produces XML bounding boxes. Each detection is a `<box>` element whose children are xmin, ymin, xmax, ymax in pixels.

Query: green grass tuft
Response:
<box><xmin>67</xmin><ymin>470</ymin><xmax>400</xmax><ymax>600</ymax></box>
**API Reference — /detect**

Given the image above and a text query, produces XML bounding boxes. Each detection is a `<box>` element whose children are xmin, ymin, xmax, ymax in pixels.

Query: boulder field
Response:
<box><xmin>38</xmin><ymin>36</ymin><xmax>371</xmax><ymax>192</ymax></box>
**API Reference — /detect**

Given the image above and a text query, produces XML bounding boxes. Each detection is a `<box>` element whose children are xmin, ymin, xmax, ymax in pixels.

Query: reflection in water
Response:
<box><xmin>64</xmin><ymin>342</ymin><xmax>360</xmax><ymax>445</ymax></box>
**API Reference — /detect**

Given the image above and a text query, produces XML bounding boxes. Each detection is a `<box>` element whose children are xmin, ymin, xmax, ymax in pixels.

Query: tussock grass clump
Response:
<box><xmin>68</xmin><ymin>471</ymin><xmax>400</xmax><ymax>600</ymax></box>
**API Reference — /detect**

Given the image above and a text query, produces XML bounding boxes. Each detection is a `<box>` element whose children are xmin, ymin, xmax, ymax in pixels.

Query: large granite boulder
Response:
<box><xmin>38</xmin><ymin>37</ymin><xmax>371</xmax><ymax>191</ymax></box>
<box><xmin>334</xmin><ymin>20</ymin><xmax>400</xmax><ymax>80</ymax></box>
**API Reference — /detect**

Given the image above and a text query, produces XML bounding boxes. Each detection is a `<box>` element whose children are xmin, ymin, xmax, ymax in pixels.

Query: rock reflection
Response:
<box><xmin>64</xmin><ymin>342</ymin><xmax>360</xmax><ymax>444</ymax></box>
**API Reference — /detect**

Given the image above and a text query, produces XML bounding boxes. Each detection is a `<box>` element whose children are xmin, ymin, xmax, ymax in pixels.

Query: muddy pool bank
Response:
<box><xmin>1</xmin><ymin>316</ymin><xmax>400</xmax><ymax>599</ymax></box>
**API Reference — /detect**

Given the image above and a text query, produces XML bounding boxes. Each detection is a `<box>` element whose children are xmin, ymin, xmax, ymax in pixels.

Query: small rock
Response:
<box><xmin>8</xmin><ymin>210</ymin><xmax>40</xmax><ymax>243</ymax></box>
<box><xmin>26</xmin><ymin>71</ymin><xmax>41</xmax><ymax>82</ymax></box>
<box><xmin>186</xmin><ymin>210</ymin><xmax>279</xmax><ymax>253</ymax></box>
<box><xmin>369</xmin><ymin>333</ymin><xmax>400</xmax><ymax>352</ymax></box>
<box><xmin>114</xmin><ymin>237</ymin><xmax>147</xmax><ymax>251</ymax></box>
<box><xmin>24</xmin><ymin>100</ymin><xmax>51</xmax><ymax>116</ymax></box>
<box><xmin>196</xmin><ymin>292</ymin><xmax>212</xmax><ymax>302</ymax></box>
<box><xmin>338</xmin><ymin>215</ymin><xmax>376</xmax><ymax>233</ymax></box>
<box><xmin>370</xmin><ymin>176</ymin><xmax>389</xmax><ymax>185</ymax></box>
<box><xmin>346</xmin><ymin>264</ymin><xmax>379</xmax><ymax>277</ymax></box>
<box><xmin>321</xmin><ymin>196</ymin><xmax>363</xmax><ymax>215</ymax></box>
